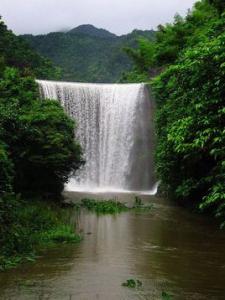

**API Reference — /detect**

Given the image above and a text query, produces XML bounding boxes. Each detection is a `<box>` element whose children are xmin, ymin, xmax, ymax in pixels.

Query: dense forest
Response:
<box><xmin>21</xmin><ymin>24</ymin><xmax>155</xmax><ymax>83</ymax></box>
<box><xmin>0</xmin><ymin>17</ymin><xmax>83</xmax><ymax>270</ymax></box>
<box><xmin>122</xmin><ymin>0</ymin><xmax>225</xmax><ymax>226</ymax></box>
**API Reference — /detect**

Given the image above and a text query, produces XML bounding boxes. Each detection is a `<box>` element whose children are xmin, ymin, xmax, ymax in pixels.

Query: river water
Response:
<box><xmin>0</xmin><ymin>194</ymin><xmax>225</xmax><ymax>300</ymax></box>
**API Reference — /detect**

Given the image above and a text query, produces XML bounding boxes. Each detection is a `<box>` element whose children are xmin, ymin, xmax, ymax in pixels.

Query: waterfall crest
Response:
<box><xmin>37</xmin><ymin>80</ymin><xmax>156</xmax><ymax>193</ymax></box>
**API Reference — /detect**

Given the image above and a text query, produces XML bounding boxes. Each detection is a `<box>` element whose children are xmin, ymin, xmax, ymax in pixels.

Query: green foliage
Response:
<box><xmin>161</xmin><ymin>291</ymin><xmax>173</xmax><ymax>300</ymax></box>
<box><xmin>152</xmin><ymin>30</ymin><xmax>225</xmax><ymax>222</ymax></box>
<box><xmin>121</xmin><ymin>279</ymin><xmax>142</xmax><ymax>288</ymax></box>
<box><xmin>124</xmin><ymin>38</ymin><xmax>155</xmax><ymax>73</ymax></box>
<box><xmin>124</xmin><ymin>0</ymin><xmax>225</xmax><ymax>225</ymax></box>
<box><xmin>133</xmin><ymin>196</ymin><xmax>154</xmax><ymax>211</ymax></box>
<box><xmin>121</xmin><ymin>0</ymin><xmax>221</xmax><ymax>82</ymax></box>
<box><xmin>208</xmin><ymin>0</ymin><xmax>225</xmax><ymax>13</ymax></box>
<box><xmin>0</xmin><ymin>18</ymin><xmax>83</xmax><ymax>269</ymax></box>
<box><xmin>81</xmin><ymin>199</ymin><xmax>129</xmax><ymax>214</ymax></box>
<box><xmin>21</xmin><ymin>26</ymin><xmax>155</xmax><ymax>83</ymax></box>
<box><xmin>0</xmin><ymin>16</ymin><xmax>61</xmax><ymax>79</ymax></box>
<box><xmin>0</xmin><ymin>143</ymin><xmax>14</xmax><ymax>195</ymax></box>
<box><xmin>15</xmin><ymin>100</ymin><xmax>82</xmax><ymax>196</ymax></box>
<box><xmin>39</xmin><ymin>225</ymin><xmax>82</xmax><ymax>244</ymax></box>
<box><xmin>0</xmin><ymin>196</ymin><xmax>80</xmax><ymax>271</ymax></box>
<box><xmin>0</xmin><ymin>67</ymin><xmax>83</xmax><ymax>197</ymax></box>
<box><xmin>79</xmin><ymin>198</ymin><xmax>153</xmax><ymax>214</ymax></box>
<box><xmin>120</xmin><ymin>38</ymin><xmax>156</xmax><ymax>82</ymax></box>
<box><xmin>121</xmin><ymin>279</ymin><xmax>172</xmax><ymax>299</ymax></box>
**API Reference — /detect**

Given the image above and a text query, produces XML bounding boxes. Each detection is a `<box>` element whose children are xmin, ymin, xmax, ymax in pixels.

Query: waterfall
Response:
<box><xmin>37</xmin><ymin>80</ymin><xmax>156</xmax><ymax>194</ymax></box>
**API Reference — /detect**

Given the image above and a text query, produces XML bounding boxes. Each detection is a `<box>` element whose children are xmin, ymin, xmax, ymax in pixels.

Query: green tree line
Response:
<box><xmin>0</xmin><ymin>17</ymin><xmax>83</xmax><ymax>269</ymax></box>
<box><xmin>122</xmin><ymin>0</ymin><xmax>225</xmax><ymax>227</ymax></box>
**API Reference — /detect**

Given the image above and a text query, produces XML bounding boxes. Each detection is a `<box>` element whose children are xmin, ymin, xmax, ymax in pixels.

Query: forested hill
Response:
<box><xmin>0</xmin><ymin>18</ymin><xmax>60</xmax><ymax>79</ymax></box>
<box><xmin>21</xmin><ymin>25</ymin><xmax>155</xmax><ymax>83</ymax></box>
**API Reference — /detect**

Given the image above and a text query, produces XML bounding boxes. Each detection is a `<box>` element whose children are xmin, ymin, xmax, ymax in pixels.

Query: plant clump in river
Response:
<box><xmin>81</xmin><ymin>198</ymin><xmax>129</xmax><ymax>214</ymax></box>
<box><xmin>122</xmin><ymin>279</ymin><xmax>143</xmax><ymax>288</ymax></box>
<box><xmin>79</xmin><ymin>197</ymin><xmax>154</xmax><ymax>214</ymax></box>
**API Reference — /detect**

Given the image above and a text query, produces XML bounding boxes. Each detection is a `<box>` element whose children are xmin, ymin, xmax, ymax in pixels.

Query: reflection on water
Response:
<box><xmin>0</xmin><ymin>195</ymin><xmax>225</xmax><ymax>300</ymax></box>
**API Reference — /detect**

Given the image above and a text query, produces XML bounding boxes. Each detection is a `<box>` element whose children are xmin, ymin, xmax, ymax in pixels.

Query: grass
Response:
<box><xmin>39</xmin><ymin>225</ymin><xmax>82</xmax><ymax>244</ymax></box>
<box><xmin>0</xmin><ymin>198</ymin><xmax>81</xmax><ymax>271</ymax></box>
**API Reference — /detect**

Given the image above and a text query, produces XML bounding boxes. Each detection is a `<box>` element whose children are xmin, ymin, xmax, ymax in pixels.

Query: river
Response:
<box><xmin>0</xmin><ymin>194</ymin><xmax>225</xmax><ymax>300</ymax></box>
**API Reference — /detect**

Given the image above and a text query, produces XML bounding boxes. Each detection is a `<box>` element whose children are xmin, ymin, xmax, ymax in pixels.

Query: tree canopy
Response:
<box><xmin>0</xmin><ymin>17</ymin><xmax>83</xmax><ymax>198</ymax></box>
<box><xmin>123</xmin><ymin>0</ymin><xmax>225</xmax><ymax>226</ymax></box>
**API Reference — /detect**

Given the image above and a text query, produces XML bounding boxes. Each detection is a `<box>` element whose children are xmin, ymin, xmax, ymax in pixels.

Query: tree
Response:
<box><xmin>0</xmin><ymin>143</ymin><xmax>13</xmax><ymax>195</ymax></box>
<box><xmin>152</xmin><ymin>31</ymin><xmax>225</xmax><ymax>225</ymax></box>
<box><xmin>208</xmin><ymin>0</ymin><xmax>225</xmax><ymax>13</ymax></box>
<box><xmin>0</xmin><ymin>68</ymin><xmax>83</xmax><ymax>198</ymax></box>
<box><xmin>0</xmin><ymin>16</ymin><xmax>61</xmax><ymax>79</ymax></box>
<box><xmin>123</xmin><ymin>0</ymin><xmax>225</xmax><ymax>226</ymax></box>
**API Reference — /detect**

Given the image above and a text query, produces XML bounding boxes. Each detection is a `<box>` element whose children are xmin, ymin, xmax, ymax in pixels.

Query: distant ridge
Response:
<box><xmin>68</xmin><ymin>24</ymin><xmax>117</xmax><ymax>39</ymax></box>
<box><xmin>21</xmin><ymin>25</ymin><xmax>155</xmax><ymax>83</ymax></box>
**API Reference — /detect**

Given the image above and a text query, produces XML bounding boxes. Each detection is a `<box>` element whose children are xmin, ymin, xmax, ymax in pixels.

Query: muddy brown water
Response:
<box><xmin>0</xmin><ymin>192</ymin><xmax>225</xmax><ymax>300</ymax></box>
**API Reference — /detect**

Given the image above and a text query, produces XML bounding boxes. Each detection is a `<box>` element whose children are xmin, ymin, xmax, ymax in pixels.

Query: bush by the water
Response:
<box><xmin>0</xmin><ymin>196</ymin><xmax>80</xmax><ymax>271</ymax></box>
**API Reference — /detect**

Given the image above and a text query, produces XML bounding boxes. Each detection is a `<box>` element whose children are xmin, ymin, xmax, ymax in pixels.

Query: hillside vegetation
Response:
<box><xmin>21</xmin><ymin>24</ymin><xmax>155</xmax><ymax>83</ymax></box>
<box><xmin>123</xmin><ymin>0</ymin><xmax>225</xmax><ymax>226</ymax></box>
<box><xmin>0</xmin><ymin>18</ymin><xmax>61</xmax><ymax>79</ymax></box>
<box><xmin>0</xmin><ymin>17</ymin><xmax>83</xmax><ymax>269</ymax></box>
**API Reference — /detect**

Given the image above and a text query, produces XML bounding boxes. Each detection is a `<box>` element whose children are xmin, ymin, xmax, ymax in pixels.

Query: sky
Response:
<box><xmin>0</xmin><ymin>0</ymin><xmax>197</xmax><ymax>36</ymax></box>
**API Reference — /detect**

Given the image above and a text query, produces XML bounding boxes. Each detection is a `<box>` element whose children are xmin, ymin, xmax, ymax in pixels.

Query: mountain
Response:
<box><xmin>69</xmin><ymin>24</ymin><xmax>117</xmax><ymax>39</ymax></box>
<box><xmin>21</xmin><ymin>25</ymin><xmax>155</xmax><ymax>83</ymax></box>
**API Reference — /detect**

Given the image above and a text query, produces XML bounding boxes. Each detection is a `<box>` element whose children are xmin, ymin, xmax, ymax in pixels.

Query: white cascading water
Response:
<box><xmin>37</xmin><ymin>80</ymin><xmax>156</xmax><ymax>194</ymax></box>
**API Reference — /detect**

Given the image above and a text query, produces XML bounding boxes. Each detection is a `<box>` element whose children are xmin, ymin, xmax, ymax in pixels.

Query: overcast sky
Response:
<box><xmin>0</xmin><ymin>0</ymin><xmax>197</xmax><ymax>36</ymax></box>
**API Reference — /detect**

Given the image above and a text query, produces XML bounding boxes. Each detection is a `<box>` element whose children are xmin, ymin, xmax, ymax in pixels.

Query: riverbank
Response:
<box><xmin>0</xmin><ymin>196</ymin><xmax>81</xmax><ymax>271</ymax></box>
<box><xmin>0</xmin><ymin>194</ymin><xmax>153</xmax><ymax>272</ymax></box>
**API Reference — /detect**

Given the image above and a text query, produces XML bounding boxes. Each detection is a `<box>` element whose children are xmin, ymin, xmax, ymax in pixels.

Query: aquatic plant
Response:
<box><xmin>132</xmin><ymin>196</ymin><xmax>154</xmax><ymax>211</ymax></box>
<box><xmin>161</xmin><ymin>291</ymin><xmax>173</xmax><ymax>300</ymax></box>
<box><xmin>81</xmin><ymin>198</ymin><xmax>129</xmax><ymax>214</ymax></box>
<box><xmin>80</xmin><ymin>197</ymin><xmax>154</xmax><ymax>215</ymax></box>
<box><xmin>39</xmin><ymin>225</ymin><xmax>82</xmax><ymax>244</ymax></box>
<box><xmin>121</xmin><ymin>279</ymin><xmax>142</xmax><ymax>288</ymax></box>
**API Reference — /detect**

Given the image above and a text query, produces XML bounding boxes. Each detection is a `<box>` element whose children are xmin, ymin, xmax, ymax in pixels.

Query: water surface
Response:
<box><xmin>0</xmin><ymin>194</ymin><xmax>225</xmax><ymax>300</ymax></box>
